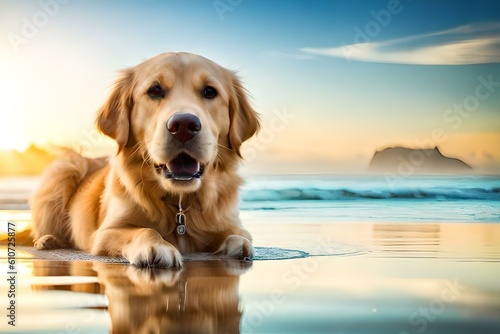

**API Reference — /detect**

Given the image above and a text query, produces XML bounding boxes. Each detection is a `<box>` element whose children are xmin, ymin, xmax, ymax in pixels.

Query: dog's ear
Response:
<box><xmin>95</xmin><ymin>68</ymin><xmax>135</xmax><ymax>152</ymax></box>
<box><xmin>229</xmin><ymin>76</ymin><xmax>260</xmax><ymax>157</ymax></box>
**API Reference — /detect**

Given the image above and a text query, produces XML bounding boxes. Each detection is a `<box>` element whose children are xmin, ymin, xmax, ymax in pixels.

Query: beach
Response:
<box><xmin>2</xmin><ymin>0</ymin><xmax>500</xmax><ymax>332</ymax></box>
<box><xmin>1</xmin><ymin>175</ymin><xmax>500</xmax><ymax>333</ymax></box>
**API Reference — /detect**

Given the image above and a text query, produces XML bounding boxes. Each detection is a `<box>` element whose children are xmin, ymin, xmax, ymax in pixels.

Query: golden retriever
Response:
<box><xmin>31</xmin><ymin>52</ymin><xmax>260</xmax><ymax>268</ymax></box>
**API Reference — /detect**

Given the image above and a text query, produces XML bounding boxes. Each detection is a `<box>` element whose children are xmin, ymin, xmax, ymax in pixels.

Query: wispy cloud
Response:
<box><xmin>301</xmin><ymin>22</ymin><xmax>500</xmax><ymax>65</ymax></box>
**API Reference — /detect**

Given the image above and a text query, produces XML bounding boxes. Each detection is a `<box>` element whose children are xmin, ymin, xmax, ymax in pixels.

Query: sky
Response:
<box><xmin>0</xmin><ymin>0</ymin><xmax>499</xmax><ymax>174</ymax></box>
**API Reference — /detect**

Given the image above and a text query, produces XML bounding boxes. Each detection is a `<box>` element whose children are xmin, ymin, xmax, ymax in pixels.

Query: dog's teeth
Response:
<box><xmin>173</xmin><ymin>175</ymin><xmax>193</xmax><ymax>181</ymax></box>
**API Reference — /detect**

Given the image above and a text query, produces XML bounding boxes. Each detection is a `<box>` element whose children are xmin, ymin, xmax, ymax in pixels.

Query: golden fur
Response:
<box><xmin>31</xmin><ymin>52</ymin><xmax>260</xmax><ymax>268</ymax></box>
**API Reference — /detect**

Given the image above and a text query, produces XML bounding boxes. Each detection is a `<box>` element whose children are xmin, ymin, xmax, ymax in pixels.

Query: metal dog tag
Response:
<box><xmin>176</xmin><ymin>224</ymin><xmax>186</xmax><ymax>235</ymax></box>
<box><xmin>176</xmin><ymin>212</ymin><xmax>186</xmax><ymax>235</ymax></box>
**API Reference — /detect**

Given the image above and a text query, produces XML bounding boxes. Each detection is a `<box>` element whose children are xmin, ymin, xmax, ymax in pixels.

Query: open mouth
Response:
<box><xmin>154</xmin><ymin>153</ymin><xmax>204</xmax><ymax>181</ymax></box>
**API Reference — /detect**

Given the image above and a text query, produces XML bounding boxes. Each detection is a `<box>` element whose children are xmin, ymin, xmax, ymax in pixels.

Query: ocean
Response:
<box><xmin>240</xmin><ymin>174</ymin><xmax>500</xmax><ymax>223</ymax></box>
<box><xmin>0</xmin><ymin>175</ymin><xmax>499</xmax><ymax>224</ymax></box>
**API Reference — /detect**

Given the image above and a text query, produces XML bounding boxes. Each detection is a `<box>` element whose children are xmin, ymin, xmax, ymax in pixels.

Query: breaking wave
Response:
<box><xmin>241</xmin><ymin>187</ymin><xmax>500</xmax><ymax>202</ymax></box>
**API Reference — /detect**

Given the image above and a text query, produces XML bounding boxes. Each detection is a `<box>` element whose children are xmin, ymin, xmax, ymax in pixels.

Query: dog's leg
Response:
<box><xmin>92</xmin><ymin>227</ymin><xmax>183</xmax><ymax>268</ymax></box>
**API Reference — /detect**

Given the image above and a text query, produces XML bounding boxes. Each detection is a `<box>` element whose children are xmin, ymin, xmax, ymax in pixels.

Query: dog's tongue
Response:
<box><xmin>167</xmin><ymin>153</ymin><xmax>200</xmax><ymax>178</ymax></box>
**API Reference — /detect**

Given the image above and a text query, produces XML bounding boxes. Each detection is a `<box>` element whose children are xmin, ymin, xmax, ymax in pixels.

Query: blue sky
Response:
<box><xmin>1</xmin><ymin>0</ymin><xmax>499</xmax><ymax>173</ymax></box>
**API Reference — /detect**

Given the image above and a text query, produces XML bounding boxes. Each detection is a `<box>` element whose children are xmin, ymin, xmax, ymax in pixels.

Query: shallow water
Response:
<box><xmin>1</xmin><ymin>221</ymin><xmax>500</xmax><ymax>333</ymax></box>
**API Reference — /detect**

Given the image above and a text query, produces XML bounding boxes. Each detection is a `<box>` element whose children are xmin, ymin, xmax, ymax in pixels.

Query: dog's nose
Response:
<box><xmin>167</xmin><ymin>113</ymin><xmax>202</xmax><ymax>143</ymax></box>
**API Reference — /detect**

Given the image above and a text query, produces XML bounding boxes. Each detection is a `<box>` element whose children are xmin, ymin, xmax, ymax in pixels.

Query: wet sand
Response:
<box><xmin>1</xmin><ymin>221</ymin><xmax>500</xmax><ymax>333</ymax></box>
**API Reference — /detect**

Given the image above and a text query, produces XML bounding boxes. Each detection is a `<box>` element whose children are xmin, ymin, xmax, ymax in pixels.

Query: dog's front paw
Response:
<box><xmin>124</xmin><ymin>241</ymin><xmax>183</xmax><ymax>269</ymax></box>
<box><xmin>215</xmin><ymin>235</ymin><xmax>254</xmax><ymax>261</ymax></box>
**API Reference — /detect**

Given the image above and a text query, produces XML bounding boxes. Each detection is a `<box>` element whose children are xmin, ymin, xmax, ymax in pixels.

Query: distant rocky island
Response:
<box><xmin>0</xmin><ymin>145</ymin><xmax>55</xmax><ymax>176</ymax></box>
<box><xmin>0</xmin><ymin>144</ymin><xmax>475</xmax><ymax>176</ymax></box>
<box><xmin>369</xmin><ymin>146</ymin><xmax>472</xmax><ymax>174</ymax></box>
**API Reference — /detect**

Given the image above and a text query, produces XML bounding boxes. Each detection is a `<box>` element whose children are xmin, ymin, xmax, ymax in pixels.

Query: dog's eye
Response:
<box><xmin>202</xmin><ymin>86</ymin><xmax>218</xmax><ymax>99</ymax></box>
<box><xmin>147</xmin><ymin>84</ymin><xmax>166</xmax><ymax>99</ymax></box>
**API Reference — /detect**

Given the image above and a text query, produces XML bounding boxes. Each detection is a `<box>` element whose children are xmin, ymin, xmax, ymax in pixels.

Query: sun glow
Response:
<box><xmin>0</xmin><ymin>59</ymin><xmax>29</xmax><ymax>151</ymax></box>
<box><xmin>0</xmin><ymin>130</ymin><xmax>29</xmax><ymax>151</ymax></box>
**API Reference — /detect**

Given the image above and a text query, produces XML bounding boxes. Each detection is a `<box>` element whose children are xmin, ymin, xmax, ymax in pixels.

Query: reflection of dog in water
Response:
<box><xmin>95</xmin><ymin>260</ymin><xmax>250</xmax><ymax>334</ymax></box>
<box><xmin>32</xmin><ymin>260</ymin><xmax>251</xmax><ymax>333</ymax></box>
<box><xmin>32</xmin><ymin>260</ymin><xmax>250</xmax><ymax>333</ymax></box>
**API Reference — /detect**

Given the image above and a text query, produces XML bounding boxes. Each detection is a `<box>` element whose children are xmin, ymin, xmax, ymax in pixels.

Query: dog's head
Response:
<box><xmin>96</xmin><ymin>52</ymin><xmax>260</xmax><ymax>193</ymax></box>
